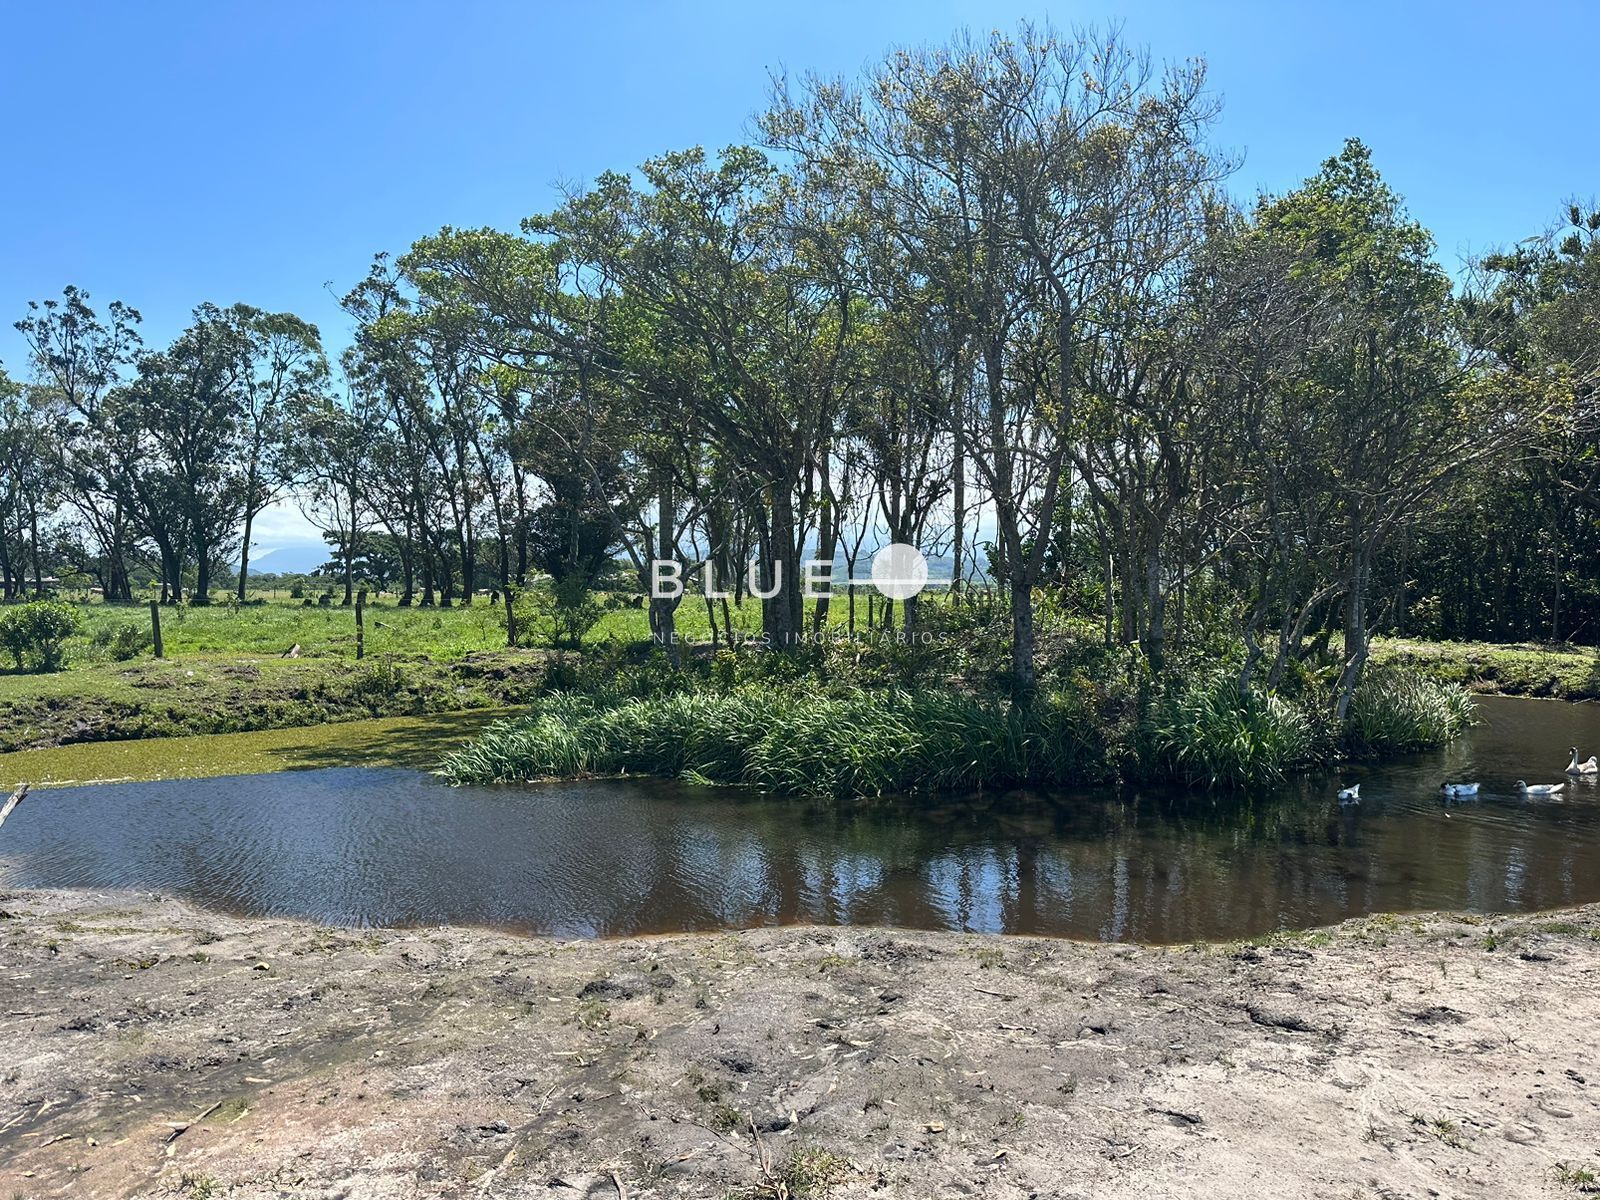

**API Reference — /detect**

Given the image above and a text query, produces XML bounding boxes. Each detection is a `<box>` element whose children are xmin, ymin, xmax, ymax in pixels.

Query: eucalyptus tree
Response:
<box><xmin>400</xmin><ymin>227</ymin><xmax>667</xmax><ymax>630</ymax></box>
<box><xmin>287</xmin><ymin>389</ymin><xmax>375</xmax><ymax>604</ymax></box>
<box><xmin>850</xmin><ymin>258</ymin><xmax>959</xmax><ymax>633</ymax></box>
<box><xmin>543</xmin><ymin>147</ymin><xmax>856</xmax><ymax>649</ymax></box>
<box><xmin>1186</xmin><ymin>216</ymin><xmax>1342</xmax><ymax>690</ymax></box>
<box><xmin>1247</xmin><ymin>142</ymin><xmax>1461</xmax><ymax>712</ymax></box>
<box><xmin>119</xmin><ymin>304</ymin><xmax>262</xmax><ymax>601</ymax></box>
<box><xmin>1444</xmin><ymin>204</ymin><xmax>1600</xmax><ymax>640</ymax></box>
<box><xmin>766</xmin><ymin>25</ymin><xmax>1223</xmax><ymax>694</ymax></box>
<box><xmin>1212</xmin><ymin>141</ymin><xmax>1560</xmax><ymax>713</ymax></box>
<box><xmin>233</xmin><ymin>306</ymin><xmax>328</xmax><ymax>600</ymax></box>
<box><xmin>0</xmin><ymin>366</ymin><xmax>21</xmax><ymax>596</ymax></box>
<box><xmin>0</xmin><ymin>367</ymin><xmax>58</xmax><ymax>598</ymax></box>
<box><xmin>339</xmin><ymin>256</ymin><xmax>442</xmax><ymax>603</ymax></box>
<box><xmin>404</xmin><ymin>303</ymin><xmax>491</xmax><ymax>603</ymax></box>
<box><xmin>13</xmin><ymin>287</ymin><xmax>143</xmax><ymax>599</ymax></box>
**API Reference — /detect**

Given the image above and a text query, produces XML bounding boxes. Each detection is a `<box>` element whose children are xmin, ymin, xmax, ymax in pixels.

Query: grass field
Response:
<box><xmin>1371</xmin><ymin>637</ymin><xmax>1600</xmax><ymax>701</ymax></box>
<box><xmin>0</xmin><ymin>594</ymin><xmax>832</xmax><ymax>753</ymax></box>
<box><xmin>52</xmin><ymin>600</ymin><xmax>1600</xmax><ymax>692</ymax></box>
<box><xmin>0</xmin><ymin>650</ymin><xmax>547</xmax><ymax>754</ymax></box>
<box><xmin>58</xmin><ymin>593</ymin><xmax>797</xmax><ymax>664</ymax></box>
<box><xmin>72</xmin><ymin>597</ymin><xmax>509</xmax><ymax>661</ymax></box>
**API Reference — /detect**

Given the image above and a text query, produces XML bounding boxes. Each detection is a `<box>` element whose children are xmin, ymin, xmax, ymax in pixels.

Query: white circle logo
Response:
<box><xmin>870</xmin><ymin>542</ymin><xmax>929</xmax><ymax>600</ymax></box>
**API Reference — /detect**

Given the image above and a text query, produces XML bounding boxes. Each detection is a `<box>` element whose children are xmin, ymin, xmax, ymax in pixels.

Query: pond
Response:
<box><xmin>2</xmin><ymin>695</ymin><xmax>1598</xmax><ymax>942</ymax></box>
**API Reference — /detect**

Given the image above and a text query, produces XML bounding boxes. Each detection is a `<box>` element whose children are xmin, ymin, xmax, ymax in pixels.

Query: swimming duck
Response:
<box><xmin>1440</xmin><ymin>782</ymin><xmax>1480</xmax><ymax>797</ymax></box>
<box><xmin>1337</xmin><ymin>784</ymin><xmax>1360</xmax><ymax>803</ymax></box>
<box><xmin>1517</xmin><ymin>780</ymin><xmax>1566</xmax><ymax>795</ymax></box>
<box><xmin>1567</xmin><ymin>747</ymin><xmax>1598</xmax><ymax>774</ymax></box>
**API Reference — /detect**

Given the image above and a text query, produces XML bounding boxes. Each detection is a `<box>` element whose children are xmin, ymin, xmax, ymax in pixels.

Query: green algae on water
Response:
<box><xmin>0</xmin><ymin>709</ymin><xmax>510</xmax><ymax>790</ymax></box>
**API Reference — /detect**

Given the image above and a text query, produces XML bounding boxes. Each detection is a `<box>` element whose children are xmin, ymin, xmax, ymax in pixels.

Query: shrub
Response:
<box><xmin>89</xmin><ymin>620</ymin><xmax>154</xmax><ymax>662</ymax></box>
<box><xmin>0</xmin><ymin>600</ymin><xmax>81</xmax><ymax>672</ymax></box>
<box><xmin>1346</xmin><ymin>665</ymin><xmax>1475</xmax><ymax>753</ymax></box>
<box><xmin>1149</xmin><ymin>673</ymin><xmax>1316</xmax><ymax>788</ymax></box>
<box><xmin>510</xmin><ymin>578</ymin><xmax>603</xmax><ymax>650</ymax></box>
<box><xmin>349</xmin><ymin>658</ymin><xmax>409</xmax><ymax>708</ymax></box>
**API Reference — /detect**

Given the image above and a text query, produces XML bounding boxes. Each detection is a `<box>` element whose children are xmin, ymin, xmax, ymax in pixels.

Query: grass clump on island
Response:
<box><xmin>1345</xmin><ymin>666</ymin><xmax>1477</xmax><ymax>753</ymax></box>
<box><xmin>1145</xmin><ymin>666</ymin><xmax>1473</xmax><ymax>788</ymax></box>
<box><xmin>442</xmin><ymin>657</ymin><xmax>1476</xmax><ymax>796</ymax></box>
<box><xmin>440</xmin><ymin>685</ymin><xmax>1105</xmax><ymax>796</ymax></box>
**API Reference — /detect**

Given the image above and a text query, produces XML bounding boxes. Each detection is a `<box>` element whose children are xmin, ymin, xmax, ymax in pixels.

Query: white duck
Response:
<box><xmin>1518</xmin><ymin>780</ymin><xmax>1566</xmax><ymax>796</ymax></box>
<box><xmin>1336</xmin><ymin>784</ymin><xmax>1360</xmax><ymax>803</ymax></box>
<box><xmin>1566</xmin><ymin>747</ymin><xmax>1598</xmax><ymax>775</ymax></box>
<box><xmin>1440</xmin><ymin>782</ymin><xmax>1480</xmax><ymax>798</ymax></box>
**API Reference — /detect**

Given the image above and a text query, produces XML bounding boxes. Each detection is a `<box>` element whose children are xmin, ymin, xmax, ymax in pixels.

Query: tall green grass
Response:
<box><xmin>1149</xmin><ymin>674</ymin><xmax>1317</xmax><ymax>788</ymax></box>
<box><xmin>440</xmin><ymin>685</ymin><xmax>1104</xmax><ymax>797</ymax></box>
<box><xmin>1346</xmin><ymin>665</ymin><xmax>1476</xmax><ymax>753</ymax></box>
<box><xmin>441</xmin><ymin>665</ymin><xmax>1476</xmax><ymax>797</ymax></box>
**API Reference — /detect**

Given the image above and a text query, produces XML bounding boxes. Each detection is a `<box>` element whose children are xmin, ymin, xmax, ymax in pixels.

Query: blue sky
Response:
<box><xmin>3</xmin><ymin>0</ymin><xmax>1596</xmax><ymax>372</ymax></box>
<box><xmin>2</xmin><ymin>1</ymin><xmax>1595</xmax><ymax>565</ymax></box>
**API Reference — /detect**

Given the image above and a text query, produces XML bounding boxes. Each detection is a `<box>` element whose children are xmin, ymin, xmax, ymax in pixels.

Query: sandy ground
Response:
<box><xmin>3</xmin><ymin>890</ymin><xmax>1600</xmax><ymax>1199</ymax></box>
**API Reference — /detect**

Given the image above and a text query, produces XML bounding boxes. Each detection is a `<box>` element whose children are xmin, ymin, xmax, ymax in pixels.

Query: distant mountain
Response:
<box><xmin>237</xmin><ymin>543</ymin><xmax>329</xmax><ymax>576</ymax></box>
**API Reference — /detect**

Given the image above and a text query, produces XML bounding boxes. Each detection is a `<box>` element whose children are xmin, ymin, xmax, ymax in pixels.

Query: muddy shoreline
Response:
<box><xmin>4</xmin><ymin>889</ymin><xmax>1600</xmax><ymax>1198</ymax></box>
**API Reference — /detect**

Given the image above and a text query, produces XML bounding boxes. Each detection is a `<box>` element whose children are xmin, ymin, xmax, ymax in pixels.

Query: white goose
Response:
<box><xmin>1440</xmin><ymin>782</ymin><xmax>1480</xmax><ymax>798</ymax></box>
<box><xmin>1518</xmin><ymin>780</ymin><xmax>1566</xmax><ymax>796</ymax></box>
<box><xmin>1336</xmin><ymin>784</ymin><xmax>1360</xmax><ymax>803</ymax></box>
<box><xmin>1567</xmin><ymin>747</ymin><xmax>1599</xmax><ymax>775</ymax></box>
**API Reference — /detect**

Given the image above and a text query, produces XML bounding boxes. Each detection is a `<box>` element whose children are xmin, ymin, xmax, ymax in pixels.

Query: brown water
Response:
<box><xmin>2</xmin><ymin>695</ymin><xmax>1598</xmax><ymax>942</ymax></box>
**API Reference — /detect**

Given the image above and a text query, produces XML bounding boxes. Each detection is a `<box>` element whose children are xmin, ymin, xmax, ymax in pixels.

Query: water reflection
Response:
<box><xmin>3</xmin><ymin>696</ymin><xmax>1599</xmax><ymax>942</ymax></box>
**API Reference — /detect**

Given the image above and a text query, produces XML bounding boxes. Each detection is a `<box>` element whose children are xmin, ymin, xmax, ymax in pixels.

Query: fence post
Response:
<box><xmin>355</xmin><ymin>590</ymin><xmax>366</xmax><ymax>660</ymax></box>
<box><xmin>149</xmin><ymin>600</ymin><xmax>164</xmax><ymax>659</ymax></box>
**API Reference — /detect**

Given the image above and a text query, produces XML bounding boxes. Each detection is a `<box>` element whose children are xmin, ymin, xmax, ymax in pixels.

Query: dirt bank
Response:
<box><xmin>3</xmin><ymin>890</ymin><xmax>1599</xmax><ymax>1199</ymax></box>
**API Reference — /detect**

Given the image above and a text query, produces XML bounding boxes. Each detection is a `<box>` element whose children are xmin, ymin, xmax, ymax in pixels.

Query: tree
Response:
<box><xmin>287</xmin><ymin>392</ymin><xmax>374</xmax><ymax>606</ymax></box>
<box><xmin>13</xmin><ymin>287</ymin><xmax>142</xmax><ymax>599</ymax></box>
<box><xmin>766</xmin><ymin>25</ymin><xmax>1224</xmax><ymax>694</ymax></box>
<box><xmin>121</xmin><ymin>304</ymin><xmax>257</xmax><ymax>602</ymax></box>
<box><xmin>545</xmin><ymin>146</ymin><xmax>856</xmax><ymax>650</ymax></box>
<box><xmin>233</xmin><ymin>306</ymin><xmax>328</xmax><ymax>599</ymax></box>
<box><xmin>0</xmin><ymin>368</ymin><xmax>60</xmax><ymax>599</ymax></box>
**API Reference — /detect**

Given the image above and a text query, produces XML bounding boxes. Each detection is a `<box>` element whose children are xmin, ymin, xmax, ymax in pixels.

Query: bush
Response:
<box><xmin>0</xmin><ymin>600</ymin><xmax>81</xmax><ymax>672</ymax></box>
<box><xmin>1149</xmin><ymin>673</ymin><xmax>1316</xmax><ymax>788</ymax></box>
<box><xmin>1346</xmin><ymin>665</ymin><xmax>1475</xmax><ymax>753</ymax></box>
<box><xmin>510</xmin><ymin>578</ymin><xmax>603</xmax><ymax>650</ymax></box>
<box><xmin>89</xmin><ymin>620</ymin><xmax>154</xmax><ymax>662</ymax></box>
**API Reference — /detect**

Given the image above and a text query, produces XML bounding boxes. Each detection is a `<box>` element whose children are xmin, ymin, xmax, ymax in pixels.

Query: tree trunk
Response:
<box><xmin>458</xmin><ymin>517</ymin><xmax>475</xmax><ymax>605</ymax></box>
<box><xmin>1141</xmin><ymin>544</ymin><xmax>1165</xmax><ymax>670</ymax></box>
<box><xmin>194</xmin><ymin>541</ymin><xmax>212</xmax><ymax>602</ymax></box>
<box><xmin>29</xmin><ymin>503</ymin><xmax>44</xmax><ymax>598</ymax></box>
<box><xmin>651</xmin><ymin>479</ymin><xmax>679</xmax><ymax>664</ymax></box>
<box><xmin>342</xmin><ymin>489</ymin><xmax>357</xmax><ymax>606</ymax></box>
<box><xmin>1334</xmin><ymin>554</ymin><xmax>1369</xmax><ymax>721</ymax></box>
<box><xmin>762</xmin><ymin>482</ymin><xmax>801</xmax><ymax>650</ymax></box>
<box><xmin>237</xmin><ymin>507</ymin><xmax>256</xmax><ymax>602</ymax></box>
<box><xmin>811</xmin><ymin>492</ymin><xmax>839</xmax><ymax>638</ymax></box>
<box><xmin>0</xmin><ymin>526</ymin><xmax>15</xmax><ymax>599</ymax></box>
<box><xmin>951</xmin><ymin>389</ymin><xmax>965</xmax><ymax>598</ymax></box>
<box><xmin>1008</xmin><ymin>578</ymin><xmax>1036</xmax><ymax>702</ymax></box>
